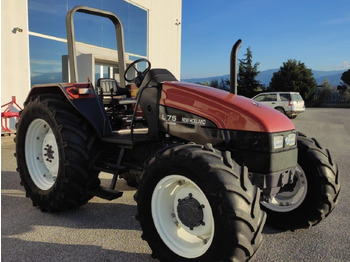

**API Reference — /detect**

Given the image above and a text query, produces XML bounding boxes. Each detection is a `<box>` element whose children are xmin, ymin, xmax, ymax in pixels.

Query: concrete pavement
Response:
<box><xmin>2</xmin><ymin>108</ymin><xmax>350</xmax><ymax>261</ymax></box>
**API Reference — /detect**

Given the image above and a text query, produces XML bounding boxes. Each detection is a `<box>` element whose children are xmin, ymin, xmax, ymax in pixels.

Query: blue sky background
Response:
<box><xmin>180</xmin><ymin>0</ymin><xmax>350</xmax><ymax>79</ymax></box>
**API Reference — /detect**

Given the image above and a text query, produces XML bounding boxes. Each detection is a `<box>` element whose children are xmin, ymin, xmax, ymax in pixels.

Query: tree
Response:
<box><xmin>200</xmin><ymin>78</ymin><xmax>230</xmax><ymax>90</ymax></box>
<box><xmin>337</xmin><ymin>82</ymin><xmax>348</xmax><ymax>93</ymax></box>
<box><xmin>237</xmin><ymin>47</ymin><xmax>261</xmax><ymax>98</ymax></box>
<box><xmin>209</xmin><ymin>79</ymin><xmax>219</xmax><ymax>88</ymax></box>
<box><xmin>341</xmin><ymin>69</ymin><xmax>350</xmax><ymax>86</ymax></box>
<box><xmin>322</xmin><ymin>78</ymin><xmax>333</xmax><ymax>92</ymax></box>
<box><xmin>269</xmin><ymin>59</ymin><xmax>317</xmax><ymax>100</ymax></box>
<box><xmin>219</xmin><ymin>78</ymin><xmax>229</xmax><ymax>90</ymax></box>
<box><xmin>316</xmin><ymin>78</ymin><xmax>334</xmax><ymax>105</ymax></box>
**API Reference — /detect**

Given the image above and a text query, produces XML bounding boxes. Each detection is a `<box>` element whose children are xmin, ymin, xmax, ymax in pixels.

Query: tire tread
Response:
<box><xmin>15</xmin><ymin>94</ymin><xmax>99</xmax><ymax>212</ymax></box>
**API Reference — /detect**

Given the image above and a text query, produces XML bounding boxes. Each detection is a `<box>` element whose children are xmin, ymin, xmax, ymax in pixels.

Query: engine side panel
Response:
<box><xmin>159</xmin><ymin>105</ymin><xmax>297</xmax><ymax>174</ymax></box>
<box><xmin>160</xmin><ymin>82</ymin><xmax>295</xmax><ymax>133</ymax></box>
<box><xmin>159</xmin><ymin>105</ymin><xmax>222</xmax><ymax>145</ymax></box>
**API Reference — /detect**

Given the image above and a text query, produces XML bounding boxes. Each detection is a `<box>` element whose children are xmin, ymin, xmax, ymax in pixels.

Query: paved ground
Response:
<box><xmin>2</xmin><ymin>108</ymin><xmax>350</xmax><ymax>262</ymax></box>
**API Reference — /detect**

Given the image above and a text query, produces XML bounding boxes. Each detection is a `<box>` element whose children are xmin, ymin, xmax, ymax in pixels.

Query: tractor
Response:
<box><xmin>15</xmin><ymin>6</ymin><xmax>340</xmax><ymax>262</ymax></box>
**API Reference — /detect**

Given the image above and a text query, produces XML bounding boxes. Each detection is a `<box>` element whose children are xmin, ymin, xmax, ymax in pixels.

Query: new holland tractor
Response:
<box><xmin>15</xmin><ymin>6</ymin><xmax>340</xmax><ymax>262</ymax></box>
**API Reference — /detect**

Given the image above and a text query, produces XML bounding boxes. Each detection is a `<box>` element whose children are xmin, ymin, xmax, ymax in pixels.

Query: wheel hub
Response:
<box><xmin>41</xmin><ymin>131</ymin><xmax>59</xmax><ymax>175</ymax></box>
<box><xmin>25</xmin><ymin>119</ymin><xmax>59</xmax><ymax>190</ymax></box>
<box><xmin>44</xmin><ymin>144</ymin><xmax>55</xmax><ymax>162</ymax></box>
<box><xmin>151</xmin><ymin>175</ymin><xmax>215</xmax><ymax>258</ymax></box>
<box><xmin>261</xmin><ymin>165</ymin><xmax>307</xmax><ymax>212</ymax></box>
<box><xmin>177</xmin><ymin>193</ymin><xmax>205</xmax><ymax>230</ymax></box>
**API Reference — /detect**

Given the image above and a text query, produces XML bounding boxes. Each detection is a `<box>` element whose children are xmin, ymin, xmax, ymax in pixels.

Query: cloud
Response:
<box><xmin>323</xmin><ymin>16</ymin><xmax>350</xmax><ymax>25</ymax></box>
<box><xmin>28</xmin><ymin>1</ymin><xmax>67</xmax><ymax>15</ymax></box>
<box><xmin>30</xmin><ymin>59</ymin><xmax>62</xmax><ymax>74</ymax></box>
<box><xmin>31</xmin><ymin>59</ymin><xmax>61</xmax><ymax>66</ymax></box>
<box><xmin>341</xmin><ymin>61</ymin><xmax>350</xmax><ymax>69</ymax></box>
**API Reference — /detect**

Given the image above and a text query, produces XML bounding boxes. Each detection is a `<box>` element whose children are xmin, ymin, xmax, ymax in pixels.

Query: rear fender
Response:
<box><xmin>25</xmin><ymin>83</ymin><xmax>112</xmax><ymax>137</ymax></box>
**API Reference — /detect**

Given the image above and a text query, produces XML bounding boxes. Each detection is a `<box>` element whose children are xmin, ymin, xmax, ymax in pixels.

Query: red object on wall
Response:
<box><xmin>1</xmin><ymin>96</ymin><xmax>22</xmax><ymax>132</ymax></box>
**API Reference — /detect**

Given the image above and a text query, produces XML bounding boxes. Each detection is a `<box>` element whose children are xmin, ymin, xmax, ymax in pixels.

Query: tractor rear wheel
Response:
<box><xmin>275</xmin><ymin>107</ymin><xmax>285</xmax><ymax>115</ymax></box>
<box><xmin>135</xmin><ymin>143</ymin><xmax>266</xmax><ymax>262</ymax></box>
<box><xmin>261</xmin><ymin>133</ymin><xmax>340</xmax><ymax>230</ymax></box>
<box><xmin>15</xmin><ymin>94</ymin><xmax>99</xmax><ymax>212</ymax></box>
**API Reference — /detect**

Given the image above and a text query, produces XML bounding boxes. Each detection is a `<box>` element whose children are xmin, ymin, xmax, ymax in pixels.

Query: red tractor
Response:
<box><xmin>15</xmin><ymin>6</ymin><xmax>340</xmax><ymax>262</ymax></box>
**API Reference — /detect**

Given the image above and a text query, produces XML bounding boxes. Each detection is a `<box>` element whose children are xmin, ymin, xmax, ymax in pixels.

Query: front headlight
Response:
<box><xmin>273</xmin><ymin>136</ymin><xmax>284</xmax><ymax>149</ymax></box>
<box><xmin>273</xmin><ymin>133</ymin><xmax>296</xmax><ymax>150</ymax></box>
<box><xmin>285</xmin><ymin>133</ymin><xmax>296</xmax><ymax>146</ymax></box>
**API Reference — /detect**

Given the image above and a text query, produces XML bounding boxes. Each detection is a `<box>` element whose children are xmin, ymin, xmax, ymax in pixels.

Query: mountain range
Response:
<box><xmin>31</xmin><ymin>69</ymin><xmax>346</xmax><ymax>88</ymax></box>
<box><xmin>182</xmin><ymin>69</ymin><xmax>346</xmax><ymax>87</ymax></box>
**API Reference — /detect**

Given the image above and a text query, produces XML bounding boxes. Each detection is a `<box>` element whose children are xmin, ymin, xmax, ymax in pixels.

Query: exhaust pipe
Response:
<box><xmin>230</xmin><ymin>39</ymin><xmax>242</xmax><ymax>94</ymax></box>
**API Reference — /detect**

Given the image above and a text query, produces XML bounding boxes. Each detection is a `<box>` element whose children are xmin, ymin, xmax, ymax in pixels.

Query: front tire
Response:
<box><xmin>16</xmin><ymin>94</ymin><xmax>99</xmax><ymax>212</ymax></box>
<box><xmin>135</xmin><ymin>144</ymin><xmax>266</xmax><ymax>262</ymax></box>
<box><xmin>261</xmin><ymin>133</ymin><xmax>340</xmax><ymax>230</ymax></box>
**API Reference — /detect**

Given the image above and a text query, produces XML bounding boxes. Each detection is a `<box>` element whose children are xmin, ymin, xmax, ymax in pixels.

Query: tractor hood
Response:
<box><xmin>160</xmin><ymin>82</ymin><xmax>295</xmax><ymax>133</ymax></box>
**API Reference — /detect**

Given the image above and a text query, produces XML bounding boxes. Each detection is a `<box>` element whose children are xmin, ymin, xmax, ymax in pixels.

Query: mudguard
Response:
<box><xmin>24</xmin><ymin>83</ymin><xmax>113</xmax><ymax>138</ymax></box>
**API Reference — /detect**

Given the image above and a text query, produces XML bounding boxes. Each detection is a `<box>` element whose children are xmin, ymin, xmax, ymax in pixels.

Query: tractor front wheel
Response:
<box><xmin>261</xmin><ymin>133</ymin><xmax>340</xmax><ymax>230</ymax></box>
<box><xmin>135</xmin><ymin>144</ymin><xmax>266</xmax><ymax>262</ymax></box>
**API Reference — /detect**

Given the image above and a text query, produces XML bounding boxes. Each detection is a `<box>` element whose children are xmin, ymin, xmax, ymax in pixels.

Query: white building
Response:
<box><xmin>1</xmin><ymin>0</ymin><xmax>182</xmax><ymax>110</ymax></box>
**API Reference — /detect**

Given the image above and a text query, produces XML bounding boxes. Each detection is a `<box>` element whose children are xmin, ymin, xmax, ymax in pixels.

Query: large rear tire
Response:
<box><xmin>261</xmin><ymin>133</ymin><xmax>340</xmax><ymax>230</ymax></box>
<box><xmin>135</xmin><ymin>144</ymin><xmax>266</xmax><ymax>262</ymax></box>
<box><xmin>15</xmin><ymin>94</ymin><xmax>99</xmax><ymax>212</ymax></box>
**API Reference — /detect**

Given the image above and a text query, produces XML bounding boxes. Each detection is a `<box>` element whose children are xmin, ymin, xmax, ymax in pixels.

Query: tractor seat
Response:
<box><xmin>96</xmin><ymin>78</ymin><xmax>136</xmax><ymax>105</ymax></box>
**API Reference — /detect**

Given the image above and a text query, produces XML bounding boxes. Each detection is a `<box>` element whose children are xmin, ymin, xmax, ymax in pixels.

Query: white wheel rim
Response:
<box><xmin>151</xmin><ymin>175</ymin><xmax>214</xmax><ymax>258</ymax></box>
<box><xmin>261</xmin><ymin>165</ymin><xmax>307</xmax><ymax>212</ymax></box>
<box><xmin>25</xmin><ymin>119</ymin><xmax>59</xmax><ymax>190</ymax></box>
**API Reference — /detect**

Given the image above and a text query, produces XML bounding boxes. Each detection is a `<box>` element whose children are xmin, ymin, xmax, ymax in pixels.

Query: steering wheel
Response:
<box><xmin>124</xmin><ymin>58</ymin><xmax>151</xmax><ymax>87</ymax></box>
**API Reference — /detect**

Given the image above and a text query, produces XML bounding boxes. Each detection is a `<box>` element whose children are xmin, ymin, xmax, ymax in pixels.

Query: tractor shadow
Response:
<box><xmin>1</xmin><ymin>171</ymin><xmax>142</xmax><ymax>234</ymax></box>
<box><xmin>2</xmin><ymin>237</ymin><xmax>154</xmax><ymax>262</ymax></box>
<box><xmin>1</xmin><ymin>170</ymin><xmax>156</xmax><ymax>262</ymax></box>
<box><xmin>262</xmin><ymin>225</ymin><xmax>287</xmax><ymax>234</ymax></box>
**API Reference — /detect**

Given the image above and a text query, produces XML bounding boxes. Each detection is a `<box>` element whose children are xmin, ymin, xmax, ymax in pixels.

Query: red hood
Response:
<box><xmin>160</xmin><ymin>82</ymin><xmax>295</xmax><ymax>133</ymax></box>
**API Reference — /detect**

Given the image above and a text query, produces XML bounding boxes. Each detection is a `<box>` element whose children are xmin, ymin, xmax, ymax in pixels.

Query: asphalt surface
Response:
<box><xmin>2</xmin><ymin>108</ymin><xmax>350</xmax><ymax>262</ymax></box>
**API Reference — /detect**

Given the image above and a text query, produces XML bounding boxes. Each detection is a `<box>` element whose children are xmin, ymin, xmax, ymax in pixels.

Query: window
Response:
<box><xmin>28</xmin><ymin>0</ymin><xmax>147</xmax><ymax>86</ymax></box>
<box><xmin>265</xmin><ymin>94</ymin><xmax>277</xmax><ymax>101</ymax></box>
<box><xmin>280</xmin><ymin>93</ymin><xmax>291</xmax><ymax>101</ymax></box>
<box><xmin>29</xmin><ymin>36</ymin><xmax>67</xmax><ymax>85</ymax></box>
<box><xmin>254</xmin><ymin>95</ymin><xmax>266</xmax><ymax>102</ymax></box>
<box><xmin>291</xmin><ymin>93</ymin><xmax>303</xmax><ymax>101</ymax></box>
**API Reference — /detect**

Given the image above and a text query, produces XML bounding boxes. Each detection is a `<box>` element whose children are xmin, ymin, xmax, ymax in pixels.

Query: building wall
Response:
<box><xmin>1</xmin><ymin>0</ymin><xmax>30</xmax><ymax>107</ymax></box>
<box><xmin>128</xmin><ymin>0</ymin><xmax>182</xmax><ymax>79</ymax></box>
<box><xmin>1</xmin><ymin>0</ymin><xmax>182</xmax><ymax>109</ymax></box>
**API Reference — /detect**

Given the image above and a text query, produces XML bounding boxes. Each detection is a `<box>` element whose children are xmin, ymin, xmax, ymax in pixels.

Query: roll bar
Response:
<box><xmin>66</xmin><ymin>6</ymin><xmax>127</xmax><ymax>87</ymax></box>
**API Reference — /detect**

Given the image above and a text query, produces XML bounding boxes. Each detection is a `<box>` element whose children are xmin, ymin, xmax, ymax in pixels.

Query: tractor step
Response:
<box><xmin>94</xmin><ymin>165</ymin><xmax>126</xmax><ymax>174</ymax></box>
<box><xmin>89</xmin><ymin>186</ymin><xmax>123</xmax><ymax>200</ymax></box>
<box><xmin>101</xmin><ymin>132</ymin><xmax>154</xmax><ymax>148</ymax></box>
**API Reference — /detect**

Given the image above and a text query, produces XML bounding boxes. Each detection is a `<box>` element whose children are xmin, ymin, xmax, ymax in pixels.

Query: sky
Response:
<box><xmin>180</xmin><ymin>0</ymin><xmax>350</xmax><ymax>79</ymax></box>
